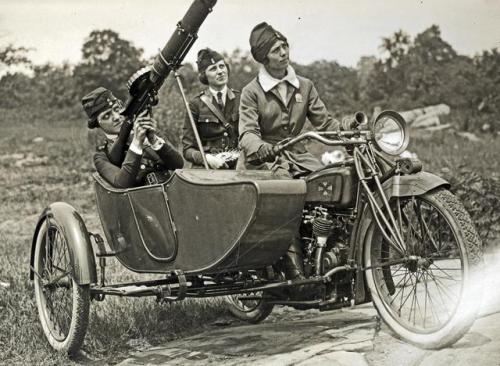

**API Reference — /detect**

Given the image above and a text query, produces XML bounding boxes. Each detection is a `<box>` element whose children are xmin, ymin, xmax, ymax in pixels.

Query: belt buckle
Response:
<box><xmin>146</xmin><ymin>172</ymin><xmax>159</xmax><ymax>185</ymax></box>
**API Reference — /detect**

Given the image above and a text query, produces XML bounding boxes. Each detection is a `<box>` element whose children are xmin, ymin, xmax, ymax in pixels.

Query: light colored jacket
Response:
<box><xmin>238</xmin><ymin>74</ymin><xmax>339</xmax><ymax>176</ymax></box>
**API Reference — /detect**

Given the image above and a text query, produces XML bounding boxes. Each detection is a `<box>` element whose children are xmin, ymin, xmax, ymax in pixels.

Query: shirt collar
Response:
<box><xmin>209</xmin><ymin>85</ymin><xmax>228</xmax><ymax>100</ymax></box>
<box><xmin>258</xmin><ymin>65</ymin><xmax>300</xmax><ymax>92</ymax></box>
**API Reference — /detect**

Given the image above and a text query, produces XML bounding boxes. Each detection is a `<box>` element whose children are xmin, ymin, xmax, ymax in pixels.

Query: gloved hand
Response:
<box><xmin>256</xmin><ymin>143</ymin><xmax>276</xmax><ymax>162</ymax></box>
<box><xmin>206</xmin><ymin>153</ymin><xmax>228</xmax><ymax>169</ymax></box>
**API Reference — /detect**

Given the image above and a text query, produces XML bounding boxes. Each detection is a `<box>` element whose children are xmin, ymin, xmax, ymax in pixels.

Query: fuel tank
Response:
<box><xmin>304</xmin><ymin>162</ymin><xmax>358</xmax><ymax>208</ymax></box>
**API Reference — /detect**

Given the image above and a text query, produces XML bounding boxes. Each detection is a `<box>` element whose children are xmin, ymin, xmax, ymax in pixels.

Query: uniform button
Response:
<box><xmin>283</xmin><ymin>126</ymin><xmax>288</xmax><ymax>131</ymax></box>
<box><xmin>205</xmin><ymin>118</ymin><xmax>209</xmax><ymax>122</ymax></box>
<box><xmin>140</xmin><ymin>164</ymin><xmax>146</xmax><ymax>170</ymax></box>
<box><xmin>223</xmin><ymin>132</ymin><xmax>228</xmax><ymax>137</ymax></box>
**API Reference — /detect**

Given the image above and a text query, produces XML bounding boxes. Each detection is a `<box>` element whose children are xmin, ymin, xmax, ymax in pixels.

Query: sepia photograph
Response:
<box><xmin>0</xmin><ymin>0</ymin><xmax>499</xmax><ymax>364</ymax></box>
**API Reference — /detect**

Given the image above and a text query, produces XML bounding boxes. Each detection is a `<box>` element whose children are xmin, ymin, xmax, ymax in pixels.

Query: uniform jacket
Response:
<box><xmin>94</xmin><ymin>137</ymin><xmax>184</xmax><ymax>188</ymax></box>
<box><xmin>238</xmin><ymin>73</ymin><xmax>339</xmax><ymax>177</ymax></box>
<box><xmin>182</xmin><ymin>88</ymin><xmax>240</xmax><ymax>167</ymax></box>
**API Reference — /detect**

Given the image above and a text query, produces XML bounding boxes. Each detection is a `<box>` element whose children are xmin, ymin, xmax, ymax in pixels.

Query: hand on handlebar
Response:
<box><xmin>256</xmin><ymin>143</ymin><xmax>277</xmax><ymax>163</ymax></box>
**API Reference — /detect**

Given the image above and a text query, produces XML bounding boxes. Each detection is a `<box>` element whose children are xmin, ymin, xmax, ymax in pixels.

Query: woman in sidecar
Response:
<box><xmin>182</xmin><ymin>48</ymin><xmax>240</xmax><ymax>169</ymax></box>
<box><xmin>82</xmin><ymin>87</ymin><xmax>184</xmax><ymax>188</ymax></box>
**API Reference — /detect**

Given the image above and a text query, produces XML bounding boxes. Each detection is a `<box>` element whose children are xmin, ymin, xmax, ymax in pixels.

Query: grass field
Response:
<box><xmin>0</xmin><ymin>118</ymin><xmax>228</xmax><ymax>364</ymax></box>
<box><xmin>0</xmin><ymin>116</ymin><xmax>498</xmax><ymax>364</ymax></box>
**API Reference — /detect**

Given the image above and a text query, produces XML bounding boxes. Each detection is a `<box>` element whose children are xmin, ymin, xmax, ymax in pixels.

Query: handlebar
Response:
<box><xmin>247</xmin><ymin>129</ymin><xmax>371</xmax><ymax>165</ymax></box>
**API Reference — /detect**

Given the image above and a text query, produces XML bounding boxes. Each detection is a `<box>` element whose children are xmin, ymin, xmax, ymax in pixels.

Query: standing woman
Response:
<box><xmin>182</xmin><ymin>48</ymin><xmax>240</xmax><ymax>169</ymax></box>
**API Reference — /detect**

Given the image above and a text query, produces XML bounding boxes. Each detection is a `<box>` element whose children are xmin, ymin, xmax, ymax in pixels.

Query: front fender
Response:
<box><xmin>380</xmin><ymin>171</ymin><xmax>450</xmax><ymax>201</ymax></box>
<box><xmin>352</xmin><ymin>171</ymin><xmax>450</xmax><ymax>303</ymax></box>
<box><xmin>30</xmin><ymin>202</ymin><xmax>97</xmax><ymax>285</ymax></box>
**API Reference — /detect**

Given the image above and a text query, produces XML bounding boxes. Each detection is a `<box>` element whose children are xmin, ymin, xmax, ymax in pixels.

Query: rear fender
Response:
<box><xmin>30</xmin><ymin>202</ymin><xmax>97</xmax><ymax>285</ymax></box>
<box><xmin>352</xmin><ymin>171</ymin><xmax>450</xmax><ymax>303</ymax></box>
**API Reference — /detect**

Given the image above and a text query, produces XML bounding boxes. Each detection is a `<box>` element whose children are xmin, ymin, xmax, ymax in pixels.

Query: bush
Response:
<box><xmin>441</xmin><ymin>167</ymin><xmax>500</xmax><ymax>247</ymax></box>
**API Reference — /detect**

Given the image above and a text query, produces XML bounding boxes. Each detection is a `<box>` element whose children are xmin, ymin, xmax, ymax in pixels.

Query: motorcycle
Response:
<box><xmin>29</xmin><ymin>109</ymin><xmax>483</xmax><ymax>354</ymax></box>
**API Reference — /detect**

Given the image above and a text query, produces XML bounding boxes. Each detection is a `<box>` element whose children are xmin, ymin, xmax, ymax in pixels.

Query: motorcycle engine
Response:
<box><xmin>301</xmin><ymin>206</ymin><xmax>349</xmax><ymax>276</ymax></box>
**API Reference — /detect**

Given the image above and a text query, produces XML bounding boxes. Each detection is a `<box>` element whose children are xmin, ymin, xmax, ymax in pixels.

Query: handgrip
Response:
<box><xmin>247</xmin><ymin>145</ymin><xmax>282</xmax><ymax>165</ymax></box>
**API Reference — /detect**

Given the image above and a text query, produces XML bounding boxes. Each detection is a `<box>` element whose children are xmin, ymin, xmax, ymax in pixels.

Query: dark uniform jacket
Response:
<box><xmin>94</xmin><ymin>127</ymin><xmax>183</xmax><ymax>188</ymax></box>
<box><xmin>239</xmin><ymin>74</ymin><xmax>339</xmax><ymax>177</ymax></box>
<box><xmin>182</xmin><ymin>88</ymin><xmax>240</xmax><ymax>167</ymax></box>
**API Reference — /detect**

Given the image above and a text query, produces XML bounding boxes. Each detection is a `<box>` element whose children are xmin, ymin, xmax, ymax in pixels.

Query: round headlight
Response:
<box><xmin>371</xmin><ymin>110</ymin><xmax>409</xmax><ymax>156</ymax></box>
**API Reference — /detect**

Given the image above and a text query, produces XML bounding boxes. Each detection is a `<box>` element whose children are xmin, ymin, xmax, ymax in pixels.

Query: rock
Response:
<box><xmin>0</xmin><ymin>281</ymin><xmax>10</xmax><ymax>289</ymax></box>
<box><xmin>456</xmin><ymin>132</ymin><xmax>482</xmax><ymax>142</ymax></box>
<box><xmin>399</xmin><ymin>104</ymin><xmax>450</xmax><ymax>124</ymax></box>
<box><xmin>212</xmin><ymin>319</ymin><xmax>232</xmax><ymax>326</ymax></box>
<box><xmin>424</xmin><ymin>123</ymin><xmax>452</xmax><ymax>131</ymax></box>
<box><xmin>412</xmin><ymin>115</ymin><xmax>440</xmax><ymax>129</ymax></box>
<box><xmin>32</xmin><ymin>137</ymin><xmax>44</xmax><ymax>143</ymax></box>
<box><xmin>297</xmin><ymin>351</ymin><xmax>370</xmax><ymax>366</ymax></box>
<box><xmin>250</xmin><ymin>342</ymin><xmax>336</xmax><ymax>366</ymax></box>
<box><xmin>324</xmin><ymin>321</ymin><xmax>376</xmax><ymax>349</ymax></box>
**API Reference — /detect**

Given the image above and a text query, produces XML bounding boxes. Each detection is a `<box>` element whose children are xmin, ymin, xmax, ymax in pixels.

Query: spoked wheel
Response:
<box><xmin>33</xmin><ymin>218</ymin><xmax>90</xmax><ymax>355</ymax></box>
<box><xmin>226</xmin><ymin>292</ymin><xmax>274</xmax><ymax>323</ymax></box>
<box><xmin>364</xmin><ymin>188</ymin><xmax>483</xmax><ymax>349</ymax></box>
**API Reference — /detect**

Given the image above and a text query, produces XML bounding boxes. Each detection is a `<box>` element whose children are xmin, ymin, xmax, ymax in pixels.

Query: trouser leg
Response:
<box><xmin>284</xmin><ymin>237</ymin><xmax>305</xmax><ymax>280</ymax></box>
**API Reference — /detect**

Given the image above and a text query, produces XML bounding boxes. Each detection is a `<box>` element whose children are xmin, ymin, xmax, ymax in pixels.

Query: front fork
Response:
<box><xmin>353</xmin><ymin>145</ymin><xmax>406</xmax><ymax>257</ymax></box>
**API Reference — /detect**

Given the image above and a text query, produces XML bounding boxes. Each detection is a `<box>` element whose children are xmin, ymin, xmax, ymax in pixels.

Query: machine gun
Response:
<box><xmin>122</xmin><ymin>0</ymin><xmax>217</xmax><ymax>120</ymax></box>
<box><xmin>115</xmin><ymin>0</ymin><xmax>217</xmax><ymax>169</ymax></box>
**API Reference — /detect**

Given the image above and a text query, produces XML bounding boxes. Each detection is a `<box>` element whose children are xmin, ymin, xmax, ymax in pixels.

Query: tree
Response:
<box><xmin>379</xmin><ymin>30</ymin><xmax>411</xmax><ymax>70</ymax></box>
<box><xmin>73</xmin><ymin>29</ymin><xmax>145</xmax><ymax>99</ymax></box>
<box><xmin>0</xmin><ymin>45</ymin><xmax>32</xmax><ymax>68</ymax></box>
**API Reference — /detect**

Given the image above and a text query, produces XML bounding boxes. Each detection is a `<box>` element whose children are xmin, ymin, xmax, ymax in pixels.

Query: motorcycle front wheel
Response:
<box><xmin>364</xmin><ymin>188</ymin><xmax>483</xmax><ymax>349</ymax></box>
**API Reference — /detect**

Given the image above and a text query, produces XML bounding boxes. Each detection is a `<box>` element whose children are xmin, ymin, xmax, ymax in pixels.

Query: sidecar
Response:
<box><xmin>93</xmin><ymin>169</ymin><xmax>306</xmax><ymax>274</ymax></box>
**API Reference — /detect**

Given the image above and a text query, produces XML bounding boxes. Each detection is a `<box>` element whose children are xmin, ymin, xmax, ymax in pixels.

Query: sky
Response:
<box><xmin>0</xmin><ymin>0</ymin><xmax>499</xmax><ymax>68</ymax></box>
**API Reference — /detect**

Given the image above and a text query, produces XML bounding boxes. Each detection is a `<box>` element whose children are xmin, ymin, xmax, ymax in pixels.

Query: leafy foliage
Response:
<box><xmin>442</xmin><ymin>167</ymin><xmax>500</xmax><ymax>246</ymax></box>
<box><xmin>73</xmin><ymin>30</ymin><xmax>145</xmax><ymax>100</ymax></box>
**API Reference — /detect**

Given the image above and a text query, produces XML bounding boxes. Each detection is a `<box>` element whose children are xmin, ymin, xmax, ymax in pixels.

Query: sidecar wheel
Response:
<box><xmin>364</xmin><ymin>188</ymin><xmax>483</xmax><ymax>349</ymax></box>
<box><xmin>33</xmin><ymin>218</ymin><xmax>90</xmax><ymax>355</ymax></box>
<box><xmin>226</xmin><ymin>292</ymin><xmax>274</xmax><ymax>323</ymax></box>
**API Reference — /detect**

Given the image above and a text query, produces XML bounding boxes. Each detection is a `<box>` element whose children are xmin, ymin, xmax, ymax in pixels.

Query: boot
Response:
<box><xmin>284</xmin><ymin>248</ymin><xmax>306</xmax><ymax>280</ymax></box>
<box><xmin>283</xmin><ymin>239</ymin><xmax>316</xmax><ymax>299</ymax></box>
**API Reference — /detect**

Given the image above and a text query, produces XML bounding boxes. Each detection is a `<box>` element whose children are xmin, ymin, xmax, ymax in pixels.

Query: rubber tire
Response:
<box><xmin>225</xmin><ymin>293</ymin><xmax>274</xmax><ymax>323</ymax></box>
<box><xmin>33</xmin><ymin>219</ymin><xmax>90</xmax><ymax>355</ymax></box>
<box><xmin>364</xmin><ymin>188</ymin><xmax>483</xmax><ymax>349</ymax></box>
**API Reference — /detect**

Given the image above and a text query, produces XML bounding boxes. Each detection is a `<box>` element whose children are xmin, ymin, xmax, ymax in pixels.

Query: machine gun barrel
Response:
<box><xmin>122</xmin><ymin>0</ymin><xmax>217</xmax><ymax>120</ymax></box>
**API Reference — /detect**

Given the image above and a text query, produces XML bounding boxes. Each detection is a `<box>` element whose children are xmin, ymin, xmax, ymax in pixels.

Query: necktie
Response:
<box><xmin>216</xmin><ymin>91</ymin><xmax>224</xmax><ymax>109</ymax></box>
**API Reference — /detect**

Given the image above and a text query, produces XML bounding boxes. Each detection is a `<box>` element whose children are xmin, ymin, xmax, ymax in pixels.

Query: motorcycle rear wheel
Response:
<box><xmin>364</xmin><ymin>188</ymin><xmax>483</xmax><ymax>349</ymax></box>
<box><xmin>225</xmin><ymin>292</ymin><xmax>274</xmax><ymax>323</ymax></box>
<box><xmin>33</xmin><ymin>219</ymin><xmax>90</xmax><ymax>355</ymax></box>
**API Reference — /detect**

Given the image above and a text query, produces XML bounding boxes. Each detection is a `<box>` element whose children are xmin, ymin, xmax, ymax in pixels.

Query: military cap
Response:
<box><xmin>81</xmin><ymin>87</ymin><xmax>118</xmax><ymax>129</ymax></box>
<box><xmin>249</xmin><ymin>22</ymin><xmax>288</xmax><ymax>63</ymax></box>
<box><xmin>196</xmin><ymin>48</ymin><xmax>224</xmax><ymax>74</ymax></box>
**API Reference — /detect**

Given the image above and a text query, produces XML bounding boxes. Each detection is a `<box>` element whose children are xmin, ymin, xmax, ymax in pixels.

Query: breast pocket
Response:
<box><xmin>197</xmin><ymin>114</ymin><xmax>225</xmax><ymax>139</ymax></box>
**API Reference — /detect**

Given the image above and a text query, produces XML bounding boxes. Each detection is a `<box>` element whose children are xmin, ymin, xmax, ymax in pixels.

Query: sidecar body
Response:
<box><xmin>94</xmin><ymin>169</ymin><xmax>306</xmax><ymax>274</ymax></box>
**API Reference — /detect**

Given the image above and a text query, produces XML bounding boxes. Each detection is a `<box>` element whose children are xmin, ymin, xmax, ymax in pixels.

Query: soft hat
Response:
<box><xmin>196</xmin><ymin>48</ymin><xmax>224</xmax><ymax>73</ymax></box>
<box><xmin>81</xmin><ymin>87</ymin><xmax>118</xmax><ymax>129</ymax></box>
<box><xmin>249</xmin><ymin>22</ymin><xmax>287</xmax><ymax>63</ymax></box>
